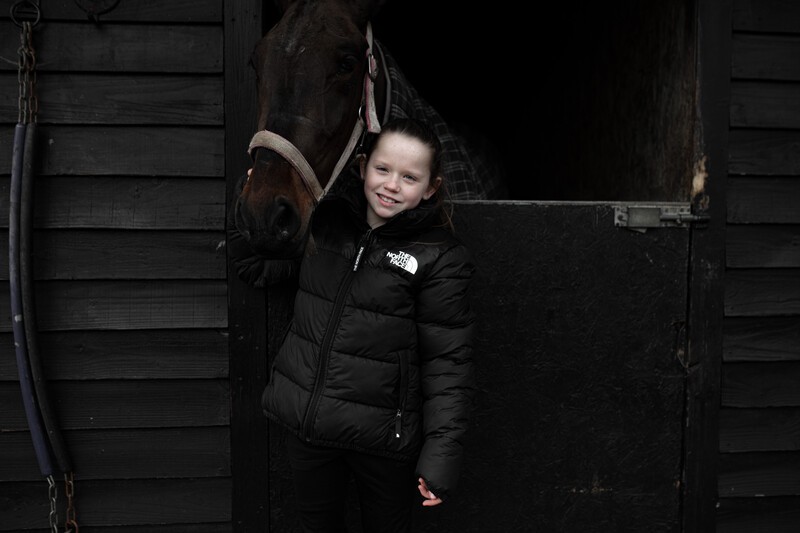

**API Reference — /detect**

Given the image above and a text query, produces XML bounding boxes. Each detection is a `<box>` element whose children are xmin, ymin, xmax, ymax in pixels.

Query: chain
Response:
<box><xmin>47</xmin><ymin>475</ymin><xmax>59</xmax><ymax>533</ymax></box>
<box><xmin>17</xmin><ymin>20</ymin><xmax>38</xmax><ymax>124</ymax></box>
<box><xmin>64</xmin><ymin>472</ymin><xmax>79</xmax><ymax>532</ymax></box>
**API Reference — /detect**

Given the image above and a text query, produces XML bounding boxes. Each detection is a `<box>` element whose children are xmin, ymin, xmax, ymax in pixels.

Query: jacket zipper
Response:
<box><xmin>301</xmin><ymin>229</ymin><xmax>373</xmax><ymax>441</ymax></box>
<box><xmin>394</xmin><ymin>353</ymin><xmax>408</xmax><ymax>439</ymax></box>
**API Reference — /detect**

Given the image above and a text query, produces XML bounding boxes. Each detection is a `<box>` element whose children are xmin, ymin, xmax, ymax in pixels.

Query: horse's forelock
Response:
<box><xmin>280</xmin><ymin>0</ymin><xmax>383</xmax><ymax>33</ymax></box>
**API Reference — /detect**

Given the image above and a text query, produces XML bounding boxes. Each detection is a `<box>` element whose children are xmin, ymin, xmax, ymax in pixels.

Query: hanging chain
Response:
<box><xmin>17</xmin><ymin>19</ymin><xmax>38</xmax><ymax>124</ymax></box>
<box><xmin>64</xmin><ymin>472</ymin><xmax>79</xmax><ymax>533</ymax></box>
<box><xmin>47</xmin><ymin>475</ymin><xmax>59</xmax><ymax>533</ymax></box>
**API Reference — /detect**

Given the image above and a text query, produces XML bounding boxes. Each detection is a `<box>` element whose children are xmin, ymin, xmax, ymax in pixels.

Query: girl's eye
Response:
<box><xmin>403</xmin><ymin>174</ymin><xmax>417</xmax><ymax>182</ymax></box>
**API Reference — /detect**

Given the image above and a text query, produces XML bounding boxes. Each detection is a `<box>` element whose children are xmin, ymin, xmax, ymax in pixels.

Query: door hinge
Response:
<box><xmin>614</xmin><ymin>205</ymin><xmax>709</xmax><ymax>232</ymax></box>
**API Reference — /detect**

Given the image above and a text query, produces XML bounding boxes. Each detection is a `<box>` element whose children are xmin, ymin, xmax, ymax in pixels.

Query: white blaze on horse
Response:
<box><xmin>231</xmin><ymin>0</ymin><xmax>506</xmax><ymax>285</ymax></box>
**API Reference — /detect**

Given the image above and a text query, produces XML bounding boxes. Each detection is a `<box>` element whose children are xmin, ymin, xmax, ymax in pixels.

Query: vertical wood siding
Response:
<box><xmin>718</xmin><ymin>0</ymin><xmax>800</xmax><ymax>531</ymax></box>
<box><xmin>0</xmin><ymin>1</ymin><xmax>230</xmax><ymax>531</ymax></box>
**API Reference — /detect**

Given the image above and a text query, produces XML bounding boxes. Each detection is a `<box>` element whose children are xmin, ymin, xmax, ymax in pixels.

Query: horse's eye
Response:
<box><xmin>337</xmin><ymin>55</ymin><xmax>359</xmax><ymax>75</ymax></box>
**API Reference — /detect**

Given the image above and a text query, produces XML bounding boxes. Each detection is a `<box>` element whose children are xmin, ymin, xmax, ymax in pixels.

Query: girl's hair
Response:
<box><xmin>369</xmin><ymin>117</ymin><xmax>443</xmax><ymax>181</ymax></box>
<box><xmin>360</xmin><ymin>117</ymin><xmax>454</xmax><ymax>230</ymax></box>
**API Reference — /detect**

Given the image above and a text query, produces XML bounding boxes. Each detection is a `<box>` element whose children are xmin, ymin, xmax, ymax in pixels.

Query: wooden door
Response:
<box><xmin>415</xmin><ymin>202</ymin><xmax>690</xmax><ymax>532</ymax></box>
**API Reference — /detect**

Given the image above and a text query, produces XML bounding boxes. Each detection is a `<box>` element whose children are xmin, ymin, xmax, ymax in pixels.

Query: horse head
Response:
<box><xmin>233</xmin><ymin>0</ymin><xmax>388</xmax><ymax>261</ymax></box>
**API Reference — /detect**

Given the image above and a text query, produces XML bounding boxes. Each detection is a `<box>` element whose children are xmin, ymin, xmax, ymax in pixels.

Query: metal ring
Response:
<box><xmin>10</xmin><ymin>0</ymin><xmax>41</xmax><ymax>28</ymax></box>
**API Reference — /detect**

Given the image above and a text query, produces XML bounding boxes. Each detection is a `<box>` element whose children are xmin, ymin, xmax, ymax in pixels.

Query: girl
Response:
<box><xmin>261</xmin><ymin>117</ymin><xmax>476</xmax><ymax>532</ymax></box>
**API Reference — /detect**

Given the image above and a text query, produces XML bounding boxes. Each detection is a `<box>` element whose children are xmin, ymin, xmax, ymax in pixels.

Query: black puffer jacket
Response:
<box><xmin>261</xmin><ymin>171</ymin><xmax>476</xmax><ymax>500</ymax></box>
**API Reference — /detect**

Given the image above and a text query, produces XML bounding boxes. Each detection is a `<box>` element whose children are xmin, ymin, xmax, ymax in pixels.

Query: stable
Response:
<box><xmin>0</xmin><ymin>1</ymin><xmax>797</xmax><ymax>532</ymax></box>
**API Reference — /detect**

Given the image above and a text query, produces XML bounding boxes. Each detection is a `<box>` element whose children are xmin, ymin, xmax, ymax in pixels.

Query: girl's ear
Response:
<box><xmin>423</xmin><ymin>176</ymin><xmax>443</xmax><ymax>200</ymax></box>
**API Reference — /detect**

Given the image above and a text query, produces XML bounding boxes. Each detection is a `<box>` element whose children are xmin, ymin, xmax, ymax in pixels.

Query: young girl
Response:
<box><xmin>261</xmin><ymin>117</ymin><xmax>476</xmax><ymax>532</ymax></box>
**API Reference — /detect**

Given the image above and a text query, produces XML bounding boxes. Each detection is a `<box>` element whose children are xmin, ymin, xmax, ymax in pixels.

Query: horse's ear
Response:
<box><xmin>351</xmin><ymin>0</ymin><xmax>390</xmax><ymax>24</ymax></box>
<box><xmin>369</xmin><ymin>0</ymin><xmax>390</xmax><ymax>16</ymax></box>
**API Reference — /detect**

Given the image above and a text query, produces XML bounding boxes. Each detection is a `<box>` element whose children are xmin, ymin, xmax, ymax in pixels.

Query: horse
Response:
<box><xmin>230</xmin><ymin>0</ymin><xmax>506</xmax><ymax>285</ymax></box>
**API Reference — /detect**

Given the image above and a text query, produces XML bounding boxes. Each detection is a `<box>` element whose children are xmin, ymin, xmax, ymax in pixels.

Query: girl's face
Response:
<box><xmin>360</xmin><ymin>131</ymin><xmax>440</xmax><ymax>228</ymax></box>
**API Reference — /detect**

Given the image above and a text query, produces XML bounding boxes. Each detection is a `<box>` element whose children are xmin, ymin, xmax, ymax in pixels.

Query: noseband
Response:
<box><xmin>247</xmin><ymin>23</ymin><xmax>382</xmax><ymax>206</ymax></box>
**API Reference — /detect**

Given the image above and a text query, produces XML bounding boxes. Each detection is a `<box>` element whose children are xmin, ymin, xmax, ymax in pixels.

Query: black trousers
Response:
<box><xmin>286</xmin><ymin>435</ymin><xmax>418</xmax><ymax>533</ymax></box>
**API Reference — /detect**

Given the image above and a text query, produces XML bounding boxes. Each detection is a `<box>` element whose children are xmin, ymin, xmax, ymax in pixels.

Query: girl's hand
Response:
<box><xmin>417</xmin><ymin>477</ymin><xmax>443</xmax><ymax>507</ymax></box>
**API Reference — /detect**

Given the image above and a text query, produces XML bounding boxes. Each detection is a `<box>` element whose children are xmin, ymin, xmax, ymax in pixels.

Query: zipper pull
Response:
<box><xmin>394</xmin><ymin>409</ymin><xmax>402</xmax><ymax>439</ymax></box>
<box><xmin>352</xmin><ymin>229</ymin><xmax>372</xmax><ymax>271</ymax></box>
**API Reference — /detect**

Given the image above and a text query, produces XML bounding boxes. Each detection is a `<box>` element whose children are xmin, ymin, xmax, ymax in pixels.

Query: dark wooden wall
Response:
<box><xmin>716</xmin><ymin>0</ymin><xmax>800</xmax><ymax>531</ymax></box>
<box><xmin>0</xmin><ymin>2</ymin><xmax>231</xmax><ymax>531</ymax></box>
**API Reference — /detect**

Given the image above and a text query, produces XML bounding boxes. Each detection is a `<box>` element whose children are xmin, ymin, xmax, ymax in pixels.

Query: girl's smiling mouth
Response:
<box><xmin>378</xmin><ymin>194</ymin><xmax>399</xmax><ymax>204</ymax></box>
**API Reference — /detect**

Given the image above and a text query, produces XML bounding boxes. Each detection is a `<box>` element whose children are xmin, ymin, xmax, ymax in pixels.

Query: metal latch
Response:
<box><xmin>614</xmin><ymin>204</ymin><xmax>709</xmax><ymax>232</ymax></box>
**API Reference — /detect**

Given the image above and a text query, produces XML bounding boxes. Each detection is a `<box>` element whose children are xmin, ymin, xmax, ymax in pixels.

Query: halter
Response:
<box><xmin>247</xmin><ymin>22</ymin><xmax>382</xmax><ymax>206</ymax></box>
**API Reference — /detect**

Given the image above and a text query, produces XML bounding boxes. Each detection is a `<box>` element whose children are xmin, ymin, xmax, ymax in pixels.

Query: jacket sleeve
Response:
<box><xmin>414</xmin><ymin>242</ymin><xmax>477</xmax><ymax>501</ymax></box>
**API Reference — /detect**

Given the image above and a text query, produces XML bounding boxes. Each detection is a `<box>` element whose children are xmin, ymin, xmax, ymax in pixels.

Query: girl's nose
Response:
<box><xmin>385</xmin><ymin>175</ymin><xmax>401</xmax><ymax>191</ymax></box>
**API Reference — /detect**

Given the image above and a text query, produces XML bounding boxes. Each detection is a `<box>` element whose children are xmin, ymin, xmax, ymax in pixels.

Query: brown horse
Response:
<box><xmin>231</xmin><ymin>0</ymin><xmax>505</xmax><ymax>284</ymax></box>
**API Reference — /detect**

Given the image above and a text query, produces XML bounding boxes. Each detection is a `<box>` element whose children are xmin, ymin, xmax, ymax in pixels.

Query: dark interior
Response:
<box><xmin>265</xmin><ymin>1</ymin><xmax>697</xmax><ymax>201</ymax></box>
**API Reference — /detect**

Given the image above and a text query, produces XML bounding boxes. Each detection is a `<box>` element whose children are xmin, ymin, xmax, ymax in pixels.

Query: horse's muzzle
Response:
<box><xmin>233</xmin><ymin>195</ymin><xmax>303</xmax><ymax>257</ymax></box>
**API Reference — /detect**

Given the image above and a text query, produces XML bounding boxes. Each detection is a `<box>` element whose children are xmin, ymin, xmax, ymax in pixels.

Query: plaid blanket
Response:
<box><xmin>376</xmin><ymin>41</ymin><xmax>508</xmax><ymax>201</ymax></box>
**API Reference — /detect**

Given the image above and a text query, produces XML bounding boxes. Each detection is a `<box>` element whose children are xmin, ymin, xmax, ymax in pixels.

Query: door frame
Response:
<box><xmin>680</xmin><ymin>0</ymin><xmax>729</xmax><ymax>531</ymax></box>
<box><xmin>223</xmin><ymin>1</ymin><xmax>730</xmax><ymax>530</ymax></box>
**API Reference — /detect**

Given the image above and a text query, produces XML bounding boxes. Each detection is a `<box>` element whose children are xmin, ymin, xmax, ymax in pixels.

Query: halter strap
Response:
<box><xmin>248</xmin><ymin>22</ymin><xmax>382</xmax><ymax>205</ymax></box>
<box><xmin>248</xmin><ymin>130</ymin><xmax>323</xmax><ymax>202</ymax></box>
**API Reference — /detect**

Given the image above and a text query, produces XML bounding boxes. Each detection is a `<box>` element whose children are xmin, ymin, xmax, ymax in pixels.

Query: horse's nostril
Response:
<box><xmin>269</xmin><ymin>198</ymin><xmax>300</xmax><ymax>243</ymax></box>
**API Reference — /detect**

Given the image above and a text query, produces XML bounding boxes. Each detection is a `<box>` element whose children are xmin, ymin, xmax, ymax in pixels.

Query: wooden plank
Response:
<box><xmin>729</xmin><ymin>131</ymin><xmax>800</xmax><ymax>176</ymax></box>
<box><xmin>0</xmin><ymin>330</ymin><xmax>229</xmax><ymax>381</ymax></box>
<box><xmin>727</xmin><ymin>178</ymin><xmax>800</xmax><ymax>223</ymax></box>
<box><xmin>0</xmin><ymin>126</ymin><xmax>224</xmax><ymax>177</ymax></box>
<box><xmin>717</xmin><ymin>496</ymin><xmax>800</xmax><ymax>533</ymax></box>
<box><xmin>1</xmin><ymin>478</ymin><xmax>230</xmax><ymax>531</ymax></box>
<box><xmin>44</xmin><ymin>526</ymin><xmax>232</xmax><ymax>533</ymax></box>
<box><xmin>2</xmin><ymin>427</ymin><xmax>230</xmax><ymax>482</ymax></box>
<box><xmin>41</xmin><ymin>526</ymin><xmax>232</xmax><ymax>533</ymax></box>
<box><xmin>224</xmin><ymin>1</ymin><xmax>269</xmax><ymax>531</ymax></box>
<box><xmin>732</xmin><ymin>34</ymin><xmax>800</xmax><ymax>81</ymax></box>
<box><xmin>724</xmin><ymin>269</ymin><xmax>800</xmax><ymax>316</ymax></box>
<box><xmin>718</xmin><ymin>451</ymin><xmax>800</xmax><ymax>497</ymax></box>
<box><xmin>0</xmin><ymin>23</ymin><xmax>222</xmax><ymax>73</ymax></box>
<box><xmin>0</xmin><ymin>74</ymin><xmax>224</xmax><ymax>125</ymax></box>
<box><xmin>683</xmin><ymin>2</ymin><xmax>729</xmax><ymax>530</ymax></box>
<box><xmin>723</xmin><ymin>316</ymin><xmax>800</xmax><ymax>362</ymax></box>
<box><xmin>732</xmin><ymin>0</ymin><xmax>800</xmax><ymax>33</ymax></box>
<box><xmin>726</xmin><ymin>224</ymin><xmax>800</xmax><ymax>268</ymax></box>
<box><xmin>1</xmin><ymin>0</ymin><xmax>222</xmax><ymax>22</ymax></box>
<box><xmin>0</xmin><ymin>379</ymin><xmax>230</xmax><ymax>429</ymax></box>
<box><xmin>731</xmin><ymin>81</ymin><xmax>800</xmax><ymax>129</ymax></box>
<box><xmin>0</xmin><ymin>177</ymin><xmax>225</xmax><ymax>230</ymax></box>
<box><xmin>722</xmin><ymin>362</ymin><xmax>800</xmax><ymax>407</ymax></box>
<box><xmin>0</xmin><ymin>230</ymin><xmax>226</xmax><ymax>281</ymax></box>
<box><xmin>720</xmin><ymin>407</ymin><xmax>800</xmax><ymax>452</ymax></box>
<box><xmin>0</xmin><ymin>280</ymin><xmax>227</xmax><ymax>332</ymax></box>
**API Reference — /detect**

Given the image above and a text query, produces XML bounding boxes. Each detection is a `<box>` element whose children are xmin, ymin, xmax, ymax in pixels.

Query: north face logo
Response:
<box><xmin>386</xmin><ymin>250</ymin><xmax>418</xmax><ymax>275</ymax></box>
